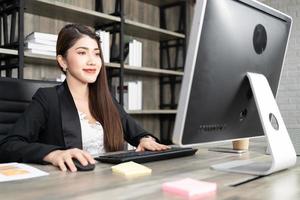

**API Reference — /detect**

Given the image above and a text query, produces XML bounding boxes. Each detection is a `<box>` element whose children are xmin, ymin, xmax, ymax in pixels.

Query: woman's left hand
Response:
<box><xmin>136</xmin><ymin>136</ymin><xmax>170</xmax><ymax>151</ymax></box>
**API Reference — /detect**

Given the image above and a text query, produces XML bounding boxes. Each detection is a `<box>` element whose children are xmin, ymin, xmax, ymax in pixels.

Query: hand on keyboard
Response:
<box><xmin>136</xmin><ymin>135</ymin><xmax>170</xmax><ymax>152</ymax></box>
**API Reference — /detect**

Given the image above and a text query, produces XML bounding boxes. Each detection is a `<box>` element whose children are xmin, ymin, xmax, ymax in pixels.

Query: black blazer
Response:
<box><xmin>0</xmin><ymin>81</ymin><xmax>153</xmax><ymax>164</ymax></box>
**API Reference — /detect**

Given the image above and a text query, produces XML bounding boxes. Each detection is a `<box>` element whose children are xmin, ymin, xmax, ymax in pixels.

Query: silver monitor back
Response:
<box><xmin>172</xmin><ymin>0</ymin><xmax>292</xmax><ymax>147</ymax></box>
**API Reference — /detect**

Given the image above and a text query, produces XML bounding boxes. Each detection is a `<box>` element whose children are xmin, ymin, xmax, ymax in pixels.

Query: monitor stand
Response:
<box><xmin>208</xmin><ymin>146</ymin><xmax>247</xmax><ymax>154</ymax></box>
<box><xmin>211</xmin><ymin>72</ymin><xmax>297</xmax><ymax>176</ymax></box>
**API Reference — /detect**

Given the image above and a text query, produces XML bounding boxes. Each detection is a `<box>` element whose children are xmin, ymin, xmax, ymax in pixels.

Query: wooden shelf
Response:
<box><xmin>0</xmin><ymin>49</ymin><xmax>183</xmax><ymax>76</ymax></box>
<box><xmin>124</xmin><ymin>65</ymin><xmax>183</xmax><ymax>76</ymax></box>
<box><xmin>108</xmin><ymin>63</ymin><xmax>184</xmax><ymax>76</ymax></box>
<box><xmin>24</xmin><ymin>52</ymin><xmax>56</xmax><ymax>66</ymax></box>
<box><xmin>0</xmin><ymin>48</ymin><xmax>18</xmax><ymax>55</ymax></box>
<box><xmin>124</xmin><ymin>19</ymin><xmax>185</xmax><ymax>41</ymax></box>
<box><xmin>138</xmin><ymin>0</ymin><xmax>186</xmax><ymax>7</ymax></box>
<box><xmin>126</xmin><ymin>109</ymin><xmax>177</xmax><ymax>114</ymax></box>
<box><xmin>25</xmin><ymin>0</ymin><xmax>184</xmax><ymax>41</ymax></box>
<box><xmin>25</xmin><ymin>0</ymin><xmax>120</xmax><ymax>27</ymax></box>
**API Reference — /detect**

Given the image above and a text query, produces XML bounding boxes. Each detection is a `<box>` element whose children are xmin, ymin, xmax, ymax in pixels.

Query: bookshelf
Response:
<box><xmin>25</xmin><ymin>0</ymin><xmax>121</xmax><ymax>26</ymax></box>
<box><xmin>0</xmin><ymin>0</ymin><xmax>191</xmax><ymax>140</ymax></box>
<box><xmin>0</xmin><ymin>49</ymin><xmax>184</xmax><ymax>76</ymax></box>
<box><xmin>0</xmin><ymin>48</ymin><xmax>18</xmax><ymax>55</ymax></box>
<box><xmin>138</xmin><ymin>0</ymin><xmax>186</xmax><ymax>7</ymax></box>
<box><xmin>25</xmin><ymin>0</ymin><xmax>185</xmax><ymax>41</ymax></box>
<box><xmin>127</xmin><ymin>109</ymin><xmax>177</xmax><ymax>115</ymax></box>
<box><xmin>124</xmin><ymin>19</ymin><xmax>185</xmax><ymax>41</ymax></box>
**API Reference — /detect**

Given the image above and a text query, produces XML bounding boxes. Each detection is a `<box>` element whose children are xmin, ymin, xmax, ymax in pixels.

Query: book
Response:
<box><xmin>129</xmin><ymin>41</ymin><xmax>134</xmax><ymax>66</ymax></box>
<box><xmin>25</xmin><ymin>49</ymin><xmax>56</xmax><ymax>57</ymax></box>
<box><xmin>25</xmin><ymin>38</ymin><xmax>57</xmax><ymax>46</ymax></box>
<box><xmin>0</xmin><ymin>163</ymin><xmax>48</xmax><ymax>182</ymax></box>
<box><xmin>111</xmin><ymin>161</ymin><xmax>152</xmax><ymax>178</ymax></box>
<box><xmin>56</xmin><ymin>74</ymin><xmax>66</xmax><ymax>82</ymax></box>
<box><xmin>128</xmin><ymin>81</ymin><xmax>142</xmax><ymax>110</ymax></box>
<box><xmin>25</xmin><ymin>42</ymin><xmax>56</xmax><ymax>52</ymax></box>
<box><xmin>136</xmin><ymin>81</ymin><xmax>142</xmax><ymax>110</ymax></box>
<box><xmin>96</xmin><ymin>29</ymin><xmax>110</xmax><ymax>63</ymax></box>
<box><xmin>26</xmin><ymin>32</ymin><xmax>58</xmax><ymax>42</ymax></box>
<box><xmin>114</xmin><ymin>80</ymin><xmax>142</xmax><ymax>110</ymax></box>
<box><xmin>128</xmin><ymin>39</ymin><xmax>142</xmax><ymax>67</ymax></box>
<box><xmin>162</xmin><ymin>178</ymin><xmax>217</xmax><ymax>200</ymax></box>
<box><xmin>128</xmin><ymin>81</ymin><xmax>137</xmax><ymax>110</ymax></box>
<box><xmin>24</xmin><ymin>32</ymin><xmax>57</xmax><ymax>57</ymax></box>
<box><xmin>127</xmin><ymin>143</ymin><xmax>135</xmax><ymax>150</ymax></box>
<box><xmin>138</xmin><ymin>40</ymin><xmax>143</xmax><ymax>66</ymax></box>
<box><xmin>115</xmin><ymin>83</ymin><xmax>129</xmax><ymax>110</ymax></box>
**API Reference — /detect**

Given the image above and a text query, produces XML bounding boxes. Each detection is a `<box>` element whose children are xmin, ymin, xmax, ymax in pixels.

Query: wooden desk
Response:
<box><xmin>1</xmin><ymin>140</ymin><xmax>299</xmax><ymax>200</ymax></box>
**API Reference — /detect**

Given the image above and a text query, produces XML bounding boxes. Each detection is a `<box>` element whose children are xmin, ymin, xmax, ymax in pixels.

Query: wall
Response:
<box><xmin>260</xmin><ymin>0</ymin><xmax>300</xmax><ymax>145</ymax></box>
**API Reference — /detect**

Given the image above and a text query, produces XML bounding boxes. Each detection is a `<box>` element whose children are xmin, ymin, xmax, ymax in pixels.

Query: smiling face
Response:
<box><xmin>57</xmin><ymin>35</ymin><xmax>102</xmax><ymax>84</ymax></box>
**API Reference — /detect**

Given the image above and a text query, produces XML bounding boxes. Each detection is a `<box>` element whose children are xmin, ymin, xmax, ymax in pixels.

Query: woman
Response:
<box><xmin>0</xmin><ymin>24</ymin><xmax>168</xmax><ymax>172</ymax></box>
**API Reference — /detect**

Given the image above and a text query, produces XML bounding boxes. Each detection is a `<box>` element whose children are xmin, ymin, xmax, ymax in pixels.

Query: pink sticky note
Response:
<box><xmin>162</xmin><ymin>178</ymin><xmax>217</xmax><ymax>200</ymax></box>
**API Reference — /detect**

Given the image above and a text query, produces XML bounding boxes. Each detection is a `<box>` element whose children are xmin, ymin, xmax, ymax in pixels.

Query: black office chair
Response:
<box><xmin>0</xmin><ymin>77</ymin><xmax>59</xmax><ymax>139</ymax></box>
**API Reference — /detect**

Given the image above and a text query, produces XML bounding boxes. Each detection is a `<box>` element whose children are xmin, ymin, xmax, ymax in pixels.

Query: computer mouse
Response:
<box><xmin>72</xmin><ymin>159</ymin><xmax>95</xmax><ymax>171</ymax></box>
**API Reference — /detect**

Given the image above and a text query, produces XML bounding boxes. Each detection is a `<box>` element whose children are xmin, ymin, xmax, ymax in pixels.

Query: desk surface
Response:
<box><xmin>1</xmin><ymin>140</ymin><xmax>299</xmax><ymax>200</ymax></box>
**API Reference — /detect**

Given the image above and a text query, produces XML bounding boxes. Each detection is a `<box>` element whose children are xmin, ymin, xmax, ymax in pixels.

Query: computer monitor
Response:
<box><xmin>172</xmin><ymin>0</ymin><xmax>296</xmax><ymax>175</ymax></box>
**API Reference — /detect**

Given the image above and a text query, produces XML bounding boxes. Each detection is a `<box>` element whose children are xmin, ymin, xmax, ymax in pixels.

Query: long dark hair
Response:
<box><xmin>56</xmin><ymin>24</ymin><xmax>124</xmax><ymax>152</ymax></box>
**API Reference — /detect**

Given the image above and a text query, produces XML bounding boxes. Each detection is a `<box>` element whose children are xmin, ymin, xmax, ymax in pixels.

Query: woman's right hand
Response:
<box><xmin>43</xmin><ymin>148</ymin><xmax>96</xmax><ymax>172</ymax></box>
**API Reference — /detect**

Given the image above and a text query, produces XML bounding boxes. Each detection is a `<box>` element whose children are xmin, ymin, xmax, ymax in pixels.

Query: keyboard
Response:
<box><xmin>95</xmin><ymin>147</ymin><xmax>198</xmax><ymax>164</ymax></box>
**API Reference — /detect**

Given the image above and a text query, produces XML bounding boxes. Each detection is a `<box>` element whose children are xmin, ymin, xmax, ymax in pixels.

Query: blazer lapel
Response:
<box><xmin>57</xmin><ymin>81</ymin><xmax>82</xmax><ymax>149</ymax></box>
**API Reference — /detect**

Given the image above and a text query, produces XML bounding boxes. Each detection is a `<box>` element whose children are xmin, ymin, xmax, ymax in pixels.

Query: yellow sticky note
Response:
<box><xmin>111</xmin><ymin>161</ymin><xmax>152</xmax><ymax>178</ymax></box>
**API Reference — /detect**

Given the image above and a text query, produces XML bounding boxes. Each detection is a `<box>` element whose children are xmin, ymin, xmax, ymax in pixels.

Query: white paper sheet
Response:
<box><xmin>0</xmin><ymin>163</ymin><xmax>48</xmax><ymax>182</ymax></box>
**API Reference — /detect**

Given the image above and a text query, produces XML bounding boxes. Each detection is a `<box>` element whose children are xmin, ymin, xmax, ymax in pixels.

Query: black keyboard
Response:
<box><xmin>95</xmin><ymin>147</ymin><xmax>197</xmax><ymax>164</ymax></box>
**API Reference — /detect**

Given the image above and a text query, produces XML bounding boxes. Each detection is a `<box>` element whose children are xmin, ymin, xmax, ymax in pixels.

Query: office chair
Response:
<box><xmin>0</xmin><ymin>77</ymin><xmax>59</xmax><ymax>139</ymax></box>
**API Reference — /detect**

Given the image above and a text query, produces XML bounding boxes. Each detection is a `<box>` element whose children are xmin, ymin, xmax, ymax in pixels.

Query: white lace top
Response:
<box><xmin>78</xmin><ymin>111</ymin><xmax>105</xmax><ymax>157</ymax></box>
